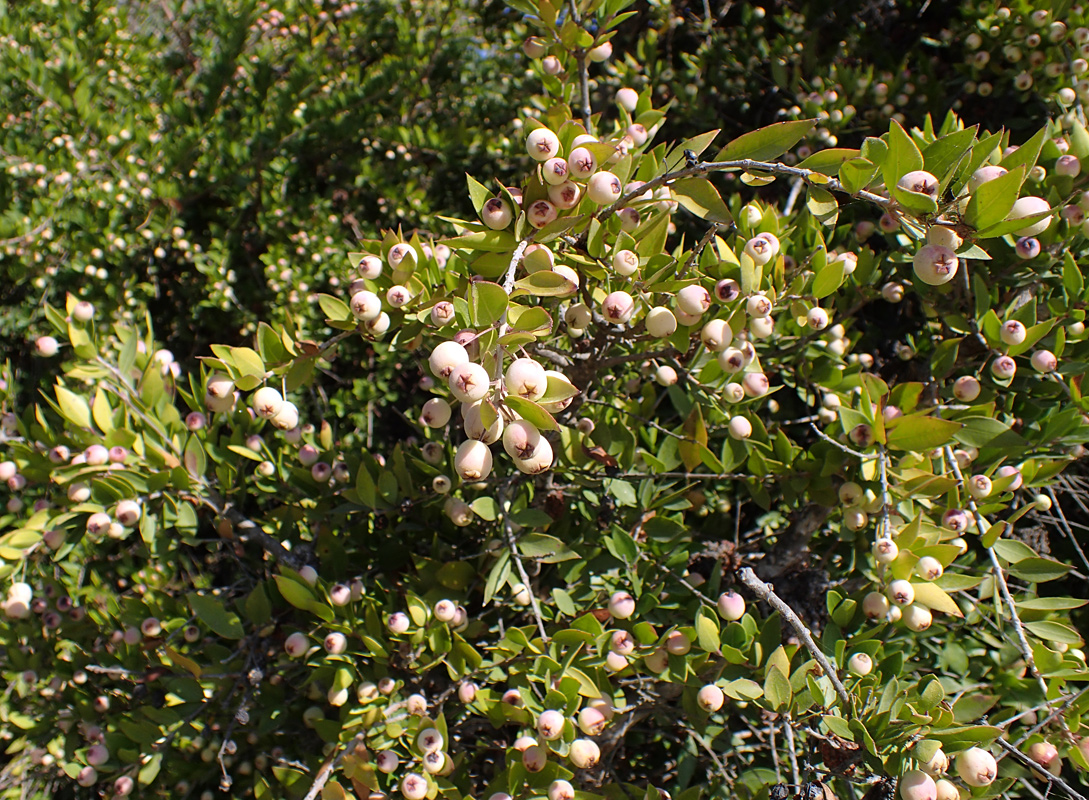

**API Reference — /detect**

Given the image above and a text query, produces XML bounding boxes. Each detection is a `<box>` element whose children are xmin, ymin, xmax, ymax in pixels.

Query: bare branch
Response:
<box><xmin>302</xmin><ymin>733</ymin><xmax>367</xmax><ymax>800</ymax></box>
<box><xmin>992</xmin><ymin>737</ymin><xmax>1088</xmax><ymax>800</ymax></box>
<box><xmin>738</xmin><ymin>567</ymin><xmax>853</xmax><ymax>714</ymax></box>
<box><xmin>499</xmin><ymin>482</ymin><xmax>549</xmax><ymax>643</ymax></box>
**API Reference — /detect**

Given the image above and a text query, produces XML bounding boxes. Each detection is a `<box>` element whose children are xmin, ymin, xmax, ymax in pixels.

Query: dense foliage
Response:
<box><xmin>2</xmin><ymin>2</ymin><xmax>1089</xmax><ymax>800</ymax></box>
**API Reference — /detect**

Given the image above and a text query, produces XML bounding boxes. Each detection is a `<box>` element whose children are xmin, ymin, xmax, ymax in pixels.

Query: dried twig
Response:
<box><xmin>942</xmin><ymin>447</ymin><xmax>1050</xmax><ymax>704</ymax></box>
<box><xmin>499</xmin><ymin>482</ymin><xmax>549</xmax><ymax>643</ymax></box>
<box><xmin>738</xmin><ymin>567</ymin><xmax>852</xmax><ymax>714</ymax></box>
<box><xmin>302</xmin><ymin>733</ymin><xmax>367</xmax><ymax>800</ymax></box>
<box><xmin>992</xmin><ymin>737</ymin><xmax>1088</xmax><ymax>800</ymax></box>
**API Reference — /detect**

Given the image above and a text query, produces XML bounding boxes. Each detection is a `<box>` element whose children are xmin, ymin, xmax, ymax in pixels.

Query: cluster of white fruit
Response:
<box><xmin>899</xmin><ymin>745</ymin><xmax>999</xmax><ymax>800</ymax></box>
<box><xmin>904</xmin><ymin>165</ymin><xmax>1052</xmax><ymax>289</ymax></box>
<box><xmin>422</xmin><ymin>344</ymin><xmax>571</xmax><ymax>481</ymax></box>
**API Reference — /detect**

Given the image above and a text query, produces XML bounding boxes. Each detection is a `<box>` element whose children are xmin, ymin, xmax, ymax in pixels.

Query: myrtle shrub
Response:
<box><xmin>2</xmin><ymin>2</ymin><xmax>1089</xmax><ymax>800</ymax></box>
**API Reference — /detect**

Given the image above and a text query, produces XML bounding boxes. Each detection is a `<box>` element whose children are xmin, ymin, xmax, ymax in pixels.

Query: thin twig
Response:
<box><xmin>738</xmin><ymin>567</ymin><xmax>853</xmax><ymax>715</ymax></box>
<box><xmin>594</xmin><ymin>156</ymin><xmax>893</xmax><ymax>228</ymax></box>
<box><xmin>992</xmin><ymin>737</ymin><xmax>1088</xmax><ymax>800</ymax></box>
<box><xmin>498</xmin><ymin>482</ymin><xmax>549</xmax><ymax>643</ymax></box>
<box><xmin>942</xmin><ymin>447</ymin><xmax>1051</xmax><ymax>704</ymax></box>
<box><xmin>809</xmin><ymin>423</ymin><xmax>876</xmax><ymax>460</ymax></box>
<box><xmin>783</xmin><ymin>714</ymin><xmax>801</xmax><ymax>788</ymax></box>
<box><xmin>302</xmin><ymin>733</ymin><xmax>367</xmax><ymax>800</ymax></box>
<box><xmin>679</xmin><ymin>223</ymin><xmax>723</xmax><ymax>279</ymax></box>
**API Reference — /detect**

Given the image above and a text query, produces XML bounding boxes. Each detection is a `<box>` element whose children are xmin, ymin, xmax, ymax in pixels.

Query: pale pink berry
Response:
<box><xmin>627</xmin><ymin>123</ymin><xmax>648</xmax><ymax>146</ymax></box>
<box><xmin>387</xmin><ymin>243</ymin><xmax>417</xmax><ymax>271</ymax></box>
<box><xmin>897</xmin><ymin>170</ymin><xmax>939</xmax><ymax>198</ymax></box>
<box><xmin>420</xmin><ymin>398</ymin><xmax>452</xmax><ymax>428</ymax></box>
<box><xmin>401</xmin><ymin>773</ymin><xmax>429</xmax><ymax>800</ymax></box>
<box><xmin>874</xmin><ymin>538</ymin><xmax>898</xmax><ymax>564</ymax></box>
<box><xmin>612</xmin><ymin>249</ymin><xmax>639</xmax><ymax>276</ymax></box>
<box><xmin>744</xmin><ymin>236</ymin><xmax>776</xmax><ymax>266</ymax></box>
<box><xmin>526</xmin><ymin>128</ymin><xmax>561</xmax><ymax>162</ymax></box>
<box><xmin>714</xmin><ymin>279</ymin><xmax>741</xmax><ymax>302</ymax></box>
<box><xmin>848</xmin><ymin>652</ymin><xmax>873</xmax><ymax>676</ymax></box>
<box><xmin>608</xmin><ymin>591</ymin><xmax>635</xmax><ymax>619</ymax></box>
<box><xmin>913</xmin><ymin>244</ymin><xmax>959</xmax><ymax>286</ymax></box>
<box><xmin>448</xmin><ymin>362</ymin><xmax>490</xmax><ymax>403</ymax></box>
<box><xmin>548</xmin><ymin>180</ymin><xmax>581</xmax><ymax>209</ymax></box>
<box><xmin>697</xmin><ymin>684</ymin><xmax>725</xmax><ymax>711</ymax></box>
<box><xmin>376</xmin><ymin>750</ymin><xmax>399</xmax><ymax>773</ymax></box>
<box><xmin>716</xmin><ymin>591</ymin><xmax>745</xmax><ymax>621</ymax></box>
<box><xmin>990</xmin><ymin>356</ymin><xmax>1016</xmax><ymax>379</ymax></box>
<box><xmin>1031</xmin><ymin>349</ymin><xmax>1057</xmax><ymax>372</ymax></box>
<box><xmin>955</xmin><ymin>747</ymin><xmax>997</xmax><ymax>787</ymax></box>
<box><xmin>899</xmin><ymin>770</ymin><xmax>936</xmax><ymax>800</ymax></box>
<box><xmin>603</xmin><ymin>291</ymin><xmax>635</xmax><ymax>324</ymax></box>
<box><xmin>549</xmin><ymin>780</ymin><xmax>575</xmax><ymax>800</ymax></box>
<box><xmin>542</xmin><ymin>55</ymin><xmax>561</xmax><ymax>74</ymax></box>
<box><xmin>701</xmin><ymin>319</ymin><xmax>733</xmax><ymax>351</ymax></box>
<box><xmin>523</xmin><ymin>36</ymin><xmax>547</xmax><ymax>58</ymax></box>
<box><xmin>522</xmin><ymin>744</ymin><xmax>548</xmax><ymax>772</ymax></box>
<box><xmin>1008</xmin><ymin>196</ymin><xmax>1052</xmax><ymax>236</ymax></box>
<box><xmin>996</xmin><ymin>465</ymin><xmax>1023</xmax><ymax>490</ymax></box>
<box><xmin>505</xmin><ymin>358</ymin><xmax>547</xmax><ymax>401</ymax></box>
<box><xmin>915</xmin><ymin>556</ymin><xmax>944</xmax><ymax>581</ymax></box>
<box><xmin>577</xmin><ymin>707</ymin><xmax>607</xmax><ymax>735</ymax></box>
<box><xmin>968</xmin><ymin>165</ymin><xmax>1007</xmax><ymax>192</ymax></box>
<box><xmin>863</xmin><ymin>592</ymin><xmax>890</xmax><ymax>619</ymax></box>
<box><xmin>454</xmin><ymin>439</ymin><xmax>493</xmax><ymax>481</ymax></box>
<box><xmin>646</xmin><ymin>307</ymin><xmax>677</xmax><ymax>338</ymax></box>
<box><xmin>665</xmin><ymin>631</ymin><xmax>692</xmax><ymax>655</ymax></box>
<box><xmin>284</xmin><ymin>632</ymin><xmax>309</xmax><ymax>657</ymax></box>
<box><xmin>587</xmin><ymin>41</ymin><xmax>612</xmax><ymax>62</ymax></box>
<box><xmin>357</xmin><ymin>255</ymin><xmax>383</xmax><ymax>279</ymax></box>
<box><xmin>1057</xmin><ymin>154</ymin><xmax>1081</xmax><ymax>177</ymax></box>
<box><xmin>1015</xmin><ymin>237</ymin><xmax>1041</xmax><ymax>259</ymax></box>
<box><xmin>728</xmin><ymin>416</ymin><xmax>752</xmax><ymax>440</ymax></box>
<box><xmin>482</xmin><ymin>198</ymin><xmax>513</xmax><ymax>230</ymax></box>
<box><xmin>742</xmin><ymin>372</ymin><xmax>769</xmax><ymax>397</ymax></box>
<box><xmin>677</xmin><ymin>285</ymin><xmax>712</xmax><ymax>316</ymax></box>
<box><xmin>429</xmin><ymin>341</ymin><xmax>469</xmax><ymax>379</ymax></box>
<box><xmin>569</xmin><ymin>738</ymin><xmax>601</xmax><ymax>768</ymax></box>
<box><xmin>35</xmin><ymin>336</ymin><xmax>59</xmax><ymax>357</ymax></box>
<box><xmin>942</xmin><ymin>509</ymin><xmax>969</xmax><ymax>532</ymax></box>
<box><xmin>324</xmin><ymin>632</ymin><xmax>347</xmax><ymax>654</ymax></box>
<box><xmin>1000</xmin><ymin>320</ymin><xmax>1026</xmax><ymax>345</ymax></box>
<box><xmin>1027</xmin><ymin>741</ymin><xmax>1058</xmax><ymax>768</ymax></box>
<box><xmin>513</xmin><ymin>435</ymin><xmax>554</xmax><ymax>474</ymax></box>
<box><xmin>528</xmin><ymin>199</ymin><xmax>558</xmax><ymax>228</ymax></box>
<box><xmin>387</xmin><ymin>612</ymin><xmax>410</xmax><ymax>634</ymax></box>
<box><xmin>887</xmin><ymin>580</ymin><xmax>915</xmax><ymax>606</ymax></box>
<box><xmin>902</xmin><ymin>604</ymin><xmax>933</xmax><ymax>631</ymax></box>
<box><xmin>953</xmin><ymin>376</ymin><xmax>980</xmax><ymax>401</ymax></box>
<box><xmin>503</xmin><ymin>420</ymin><xmax>542</xmax><ymax>460</ymax></box>
<box><xmin>587</xmin><ymin>171</ymin><xmax>622</xmax><ymax>204</ymax></box>
<box><xmin>115</xmin><ymin>500</ymin><xmax>141</xmax><ymax>527</ymax></box>
<box><xmin>566</xmin><ymin>146</ymin><xmax>597</xmax><ymax>180</ymax></box>
<box><xmin>542</xmin><ymin>157</ymin><xmax>569</xmax><ymax>186</ymax></box>
<box><xmin>537</xmin><ymin>709</ymin><xmax>566</xmax><ymax>740</ymax></box>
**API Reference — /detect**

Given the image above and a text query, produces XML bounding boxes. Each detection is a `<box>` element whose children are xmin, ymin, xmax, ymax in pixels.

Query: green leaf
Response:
<box><xmin>883</xmin><ymin>119</ymin><xmax>924</xmax><ymax>191</ymax></box>
<box><xmin>274</xmin><ymin>575</ymin><xmax>335</xmax><ymax>621</ymax></box>
<box><xmin>1024</xmin><ymin>620</ymin><xmax>1084</xmax><ymax>646</ymax></box>
<box><xmin>187</xmin><ymin>592</ymin><xmax>244</xmax><ymax>639</ymax></box>
<box><xmin>512</xmin><ymin>270</ymin><xmax>577</xmax><ymax>297</ymax></box>
<box><xmin>696</xmin><ymin>607</ymin><xmax>721</xmax><ymax>652</ymax></box>
<box><xmin>318</xmin><ymin>294</ymin><xmax>352</xmax><ymax>322</ymax></box>
<box><xmin>799</xmin><ymin>148</ymin><xmax>860</xmax><ymax>175</ymax></box>
<box><xmin>723</xmin><ymin>678</ymin><xmax>763</xmax><ymax>701</ymax></box>
<box><xmin>806</xmin><ymin>186</ymin><xmax>839</xmax><ymax>223</ymax></box>
<box><xmin>1008</xmin><ymin>558</ymin><xmax>1072</xmax><ymax>583</ymax></box>
<box><xmin>963</xmin><ymin>166</ymin><xmax>1024</xmax><ymax>230</ymax></box>
<box><xmin>466</xmin><ymin>173</ymin><xmax>491</xmax><ymax>214</ymax></box>
<box><xmin>812</xmin><ymin>257</ymin><xmax>846</xmax><ymax>298</ymax></box>
<box><xmin>923</xmin><ymin>126</ymin><xmax>979</xmax><ymax>190</ymax></box>
<box><xmin>885</xmin><ymin>415</ymin><xmax>962</xmax><ymax>451</ymax></box>
<box><xmin>504</xmin><ymin>396</ymin><xmax>559</xmax><ymax>431</ymax></box>
<box><xmin>1000</xmin><ymin>127</ymin><xmax>1046</xmax><ymax>176</ymax></box>
<box><xmin>672</xmin><ymin>177</ymin><xmax>731</xmax><ymax>223</ymax></box>
<box><xmin>912</xmin><ymin>583</ymin><xmax>963</xmax><ymax>617</ymax></box>
<box><xmin>443</xmin><ymin>230</ymin><xmax>518</xmax><ymax>253</ymax></box>
<box><xmin>838</xmin><ymin>157</ymin><xmax>876</xmax><ymax>194</ymax></box>
<box><xmin>1063</xmin><ymin>251</ymin><xmax>1085</xmax><ymax>299</ymax></box>
<box><xmin>713</xmin><ymin>119</ymin><xmax>817</xmax><ymax>162</ymax></box>
<box><xmin>953</xmin><ymin>416</ymin><xmax>1029</xmax><ymax>449</ymax></box>
<box><xmin>56</xmin><ymin>385</ymin><xmax>93</xmax><ymax>429</ymax></box>
<box><xmin>468</xmin><ymin>281</ymin><xmax>508</xmax><ymax>327</ymax></box>
<box><xmin>1016</xmin><ymin>597</ymin><xmax>1087</xmax><ymax>611</ymax></box>
<box><xmin>763</xmin><ymin>665</ymin><xmax>792</xmax><ymax>711</ymax></box>
<box><xmin>471</xmin><ymin>496</ymin><xmax>500</xmax><ymax>521</ymax></box>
